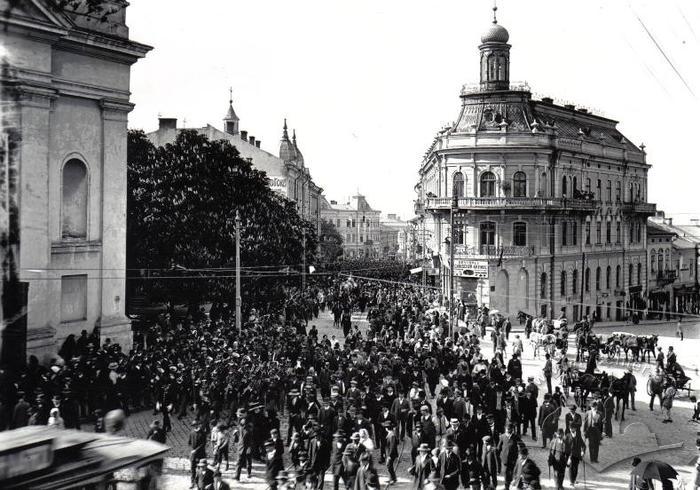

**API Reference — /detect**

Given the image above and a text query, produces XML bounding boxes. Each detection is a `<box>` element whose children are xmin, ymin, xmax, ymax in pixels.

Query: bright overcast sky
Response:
<box><xmin>128</xmin><ymin>0</ymin><xmax>700</xmax><ymax>223</ymax></box>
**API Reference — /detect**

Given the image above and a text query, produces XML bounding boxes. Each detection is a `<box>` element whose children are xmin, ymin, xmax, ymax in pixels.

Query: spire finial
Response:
<box><xmin>229</xmin><ymin>87</ymin><xmax>233</xmax><ymax>105</ymax></box>
<box><xmin>492</xmin><ymin>0</ymin><xmax>498</xmax><ymax>24</ymax></box>
<box><xmin>283</xmin><ymin>118</ymin><xmax>289</xmax><ymax>139</ymax></box>
<box><xmin>292</xmin><ymin>129</ymin><xmax>297</xmax><ymax>145</ymax></box>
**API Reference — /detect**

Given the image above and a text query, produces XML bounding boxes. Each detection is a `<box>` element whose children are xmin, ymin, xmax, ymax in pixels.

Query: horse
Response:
<box><xmin>611</xmin><ymin>373</ymin><xmax>631</xmax><ymax>421</ymax></box>
<box><xmin>573</xmin><ymin>371</ymin><xmax>609</xmax><ymax>404</ymax></box>
<box><xmin>621</xmin><ymin>335</ymin><xmax>640</xmax><ymax>362</ymax></box>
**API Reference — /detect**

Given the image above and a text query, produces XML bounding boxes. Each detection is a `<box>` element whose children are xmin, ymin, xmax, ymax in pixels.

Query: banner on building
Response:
<box><xmin>410</xmin><ymin>267</ymin><xmax>423</xmax><ymax>275</ymax></box>
<box><xmin>453</xmin><ymin>259</ymin><xmax>488</xmax><ymax>278</ymax></box>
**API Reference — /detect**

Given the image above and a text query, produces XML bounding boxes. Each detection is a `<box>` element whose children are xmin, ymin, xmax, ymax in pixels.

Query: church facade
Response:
<box><xmin>0</xmin><ymin>0</ymin><xmax>151</xmax><ymax>362</ymax></box>
<box><xmin>415</xmin><ymin>8</ymin><xmax>655</xmax><ymax>321</ymax></box>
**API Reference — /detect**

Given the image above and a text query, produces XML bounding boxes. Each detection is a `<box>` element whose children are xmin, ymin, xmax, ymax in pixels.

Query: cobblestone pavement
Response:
<box><xmin>114</xmin><ymin>312</ymin><xmax>700</xmax><ymax>489</ymax></box>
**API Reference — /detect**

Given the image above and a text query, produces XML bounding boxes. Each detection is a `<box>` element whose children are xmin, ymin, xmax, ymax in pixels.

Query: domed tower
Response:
<box><xmin>223</xmin><ymin>88</ymin><xmax>239</xmax><ymax>135</ymax></box>
<box><xmin>292</xmin><ymin>129</ymin><xmax>305</xmax><ymax>168</ymax></box>
<box><xmin>279</xmin><ymin>119</ymin><xmax>297</xmax><ymax>163</ymax></box>
<box><xmin>479</xmin><ymin>5</ymin><xmax>511</xmax><ymax>91</ymax></box>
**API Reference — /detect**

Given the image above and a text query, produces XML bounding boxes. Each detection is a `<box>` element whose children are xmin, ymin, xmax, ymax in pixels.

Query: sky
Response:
<box><xmin>127</xmin><ymin>0</ymin><xmax>700</xmax><ymax>224</ymax></box>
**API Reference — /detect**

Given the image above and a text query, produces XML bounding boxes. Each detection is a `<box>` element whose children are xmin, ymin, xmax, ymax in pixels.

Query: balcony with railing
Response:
<box><xmin>454</xmin><ymin>244</ymin><xmax>535</xmax><ymax>259</ymax></box>
<box><xmin>621</xmin><ymin>201</ymin><xmax>657</xmax><ymax>215</ymax></box>
<box><xmin>425</xmin><ymin>196</ymin><xmax>597</xmax><ymax>212</ymax></box>
<box><xmin>656</xmin><ymin>270</ymin><xmax>677</xmax><ymax>287</ymax></box>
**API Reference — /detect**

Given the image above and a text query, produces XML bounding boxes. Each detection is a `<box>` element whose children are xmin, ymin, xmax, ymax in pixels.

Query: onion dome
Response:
<box><xmin>481</xmin><ymin>5</ymin><xmax>509</xmax><ymax>43</ymax></box>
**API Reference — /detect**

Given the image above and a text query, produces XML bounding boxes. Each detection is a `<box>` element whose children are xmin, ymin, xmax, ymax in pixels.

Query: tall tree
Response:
<box><xmin>319</xmin><ymin>220</ymin><xmax>343</xmax><ymax>263</ymax></box>
<box><xmin>127</xmin><ymin>130</ymin><xmax>317</xmax><ymax>311</ymax></box>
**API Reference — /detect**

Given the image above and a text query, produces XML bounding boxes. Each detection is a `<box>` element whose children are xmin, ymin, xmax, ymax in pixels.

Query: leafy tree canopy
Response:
<box><xmin>127</xmin><ymin>129</ymin><xmax>317</xmax><ymax>308</ymax></box>
<box><xmin>319</xmin><ymin>220</ymin><xmax>343</xmax><ymax>264</ymax></box>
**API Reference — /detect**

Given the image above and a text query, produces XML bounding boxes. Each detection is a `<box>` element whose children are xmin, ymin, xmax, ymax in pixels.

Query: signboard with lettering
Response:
<box><xmin>268</xmin><ymin>176</ymin><xmax>288</xmax><ymax>195</ymax></box>
<box><xmin>453</xmin><ymin>259</ymin><xmax>488</xmax><ymax>278</ymax></box>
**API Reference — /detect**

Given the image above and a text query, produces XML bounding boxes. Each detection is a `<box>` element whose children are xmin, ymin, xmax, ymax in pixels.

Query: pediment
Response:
<box><xmin>0</xmin><ymin>0</ymin><xmax>73</xmax><ymax>32</ymax></box>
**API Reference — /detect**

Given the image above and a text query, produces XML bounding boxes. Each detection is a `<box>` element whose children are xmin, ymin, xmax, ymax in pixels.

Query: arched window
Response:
<box><xmin>480</xmin><ymin>172</ymin><xmax>496</xmax><ymax>197</ymax></box>
<box><xmin>657</xmin><ymin>252</ymin><xmax>663</xmax><ymax>273</ymax></box>
<box><xmin>452</xmin><ymin>172</ymin><xmax>465</xmax><ymax>198</ymax></box>
<box><xmin>539</xmin><ymin>172</ymin><xmax>547</xmax><ymax>196</ymax></box>
<box><xmin>572</xmin><ymin>176</ymin><xmax>578</xmax><ymax>195</ymax></box>
<box><xmin>650</xmin><ymin>249</ymin><xmax>656</xmax><ymax>273</ymax></box>
<box><xmin>637</xmin><ymin>263</ymin><xmax>642</xmax><ymax>285</ymax></box>
<box><xmin>585</xmin><ymin>267</ymin><xmax>590</xmax><ymax>292</ymax></box>
<box><xmin>615</xmin><ymin>181</ymin><xmax>621</xmax><ymax>202</ymax></box>
<box><xmin>480</xmin><ymin>221</ymin><xmax>496</xmax><ymax>247</ymax></box>
<box><xmin>606</xmin><ymin>266</ymin><xmax>611</xmax><ymax>289</ymax></box>
<box><xmin>513</xmin><ymin>172</ymin><xmax>527</xmax><ymax>197</ymax></box>
<box><xmin>513</xmin><ymin>222</ymin><xmax>527</xmax><ymax>247</ymax></box>
<box><xmin>628</xmin><ymin>263</ymin><xmax>633</xmax><ymax>286</ymax></box>
<box><xmin>540</xmin><ymin>272</ymin><xmax>548</xmax><ymax>299</ymax></box>
<box><xmin>664</xmin><ymin>250</ymin><xmax>670</xmax><ymax>270</ymax></box>
<box><xmin>595</xmin><ymin>267</ymin><xmax>601</xmax><ymax>291</ymax></box>
<box><xmin>562</xmin><ymin>176</ymin><xmax>568</xmax><ymax>197</ymax></box>
<box><xmin>637</xmin><ymin>222</ymin><xmax>642</xmax><ymax>243</ymax></box>
<box><xmin>560</xmin><ymin>271</ymin><xmax>567</xmax><ymax>296</ymax></box>
<box><xmin>562</xmin><ymin>221</ymin><xmax>568</xmax><ymax>246</ymax></box>
<box><xmin>572</xmin><ymin>269</ymin><xmax>578</xmax><ymax>294</ymax></box>
<box><xmin>62</xmin><ymin>158</ymin><xmax>88</xmax><ymax>239</ymax></box>
<box><xmin>616</xmin><ymin>264</ymin><xmax>621</xmax><ymax>288</ymax></box>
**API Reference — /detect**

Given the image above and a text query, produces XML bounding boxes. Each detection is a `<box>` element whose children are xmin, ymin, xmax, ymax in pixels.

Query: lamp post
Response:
<box><xmin>235</xmin><ymin>211</ymin><xmax>242</xmax><ymax>334</ymax></box>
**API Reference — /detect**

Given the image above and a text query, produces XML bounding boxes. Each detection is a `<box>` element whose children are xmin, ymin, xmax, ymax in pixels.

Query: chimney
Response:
<box><xmin>564</xmin><ymin>104</ymin><xmax>575</xmax><ymax>110</ymax></box>
<box><xmin>248</xmin><ymin>136</ymin><xmax>256</xmax><ymax>145</ymax></box>
<box><xmin>578</xmin><ymin>108</ymin><xmax>589</xmax><ymax>114</ymax></box>
<box><xmin>388</xmin><ymin>214</ymin><xmax>396</xmax><ymax>220</ymax></box>
<box><xmin>158</xmin><ymin>117</ymin><xmax>177</xmax><ymax>130</ymax></box>
<box><xmin>330</xmin><ymin>200</ymin><xmax>337</xmax><ymax>205</ymax></box>
<box><xmin>668</xmin><ymin>218</ymin><xmax>673</xmax><ymax>226</ymax></box>
<box><xmin>255</xmin><ymin>140</ymin><xmax>261</xmax><ymax>148</ymax></box>
<box><xmin>541</xmin><ymin>97</ymin><xmax>553</xmax><ymax>104</ymax></box>
<box><xmin>241</xmin><ymin>130</ymin><xmax>248</xmax><ymax>141</ymax></box>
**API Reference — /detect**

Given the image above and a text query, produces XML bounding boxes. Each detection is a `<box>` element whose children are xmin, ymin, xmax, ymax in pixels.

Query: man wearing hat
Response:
<box><xmin>565</xmin><ymin>404</ymin><xmax>582</xmax><ymax>433</ymax></box>
<box><xmin>626</xmin><ymin>367</ymin><xmax>637</xmax><ymax>411</ymax></box>
<box><xmin>583</xmin><ymin>402</ymin><xmax>602</xmax><ymax>463</ymax></box>
<box><xmin>538</xmin><ymin>394</ymin><xmax>559</xmax><ymax>449</ymax></box>
<box><xmin>437</xmin><ymin>439</ymin><xmax>461</xmax><ymax>490</ymax></box>
<box><xmin>376</xmin><ymin>404</ymin><xmax>395</xmax><ymax>464</ymax></box>
<box><xmin>390</xmin><ymin>391</ymin><xmax>411</xmax><ymax>439</ymax></box>
<box><xmin>497</xmin><ymin>423</ymin><xmax>523</xmax><ymax>490</ymax></box>
<box><xmin>189</xmin><ymin>422</ymin><xmax>207</xmax><ymax>488</ymax></box>
<box><xmin>232</xmin><ymin>418</ymin><xmax>253</xmax><ymax>481</ymax></box>
<box><xmin>341</xmin><ymin>444</ymin><xmax>359</xmax><ymax>489</ymax></box>
<box><xmin>265</xmin><ymin>439</ymin><xmax>284</xmax><ymax>490</ymax></box>
<box><xmin>330</xmin><ymin>431</ymin><xmax>347</xmax><ymax>490</ymax></box>
<box><xmin>206</xmin><ymin>469</ymin><xmax>230</xmax><ymax>490</ymax></box>
<box><xmin>481</xmin><ymin>435</ymin><xmax>500</xmax><ymax>490</ymax></box>
<box><xmin>512</xmin><ymin>446</ymin><xmax>541</xmax><ymax>490</ymax></box>
<box><xmin>409</xmin><ymin>443</ymin><xmax>435</xmax><ymax>489</ymax></box>
<box><xmin>385</xmin><ymin>421</ymin><xmax>399</xmax><ymax>485</ymax></box>
<box><xmin>287</xmin><ymin>389</ymin><xmax>302</xmax><ymax>445</ymax></box>
<box><xmin>419</xmin><ymin>404</ymin><xmax>437</xmax><ymax>449</ymax></box>
<box><xmin>563</xmin><ymin>423</ymin><xmax>586</xmax><ymax>487</ymax></box>
<box><xmin>354</xmin><ymin>452</ymin><xmax>378</xmax><ymax>490</ymax></box>
<box><xmin>147</xmin><ymin>419</ymin><xmax>167</xmax><ymax>444</ymax></box>
<box><xmin>195</xmin><ymin>458</ymin><xmax>214</xmax><ymax>490</ymax></box>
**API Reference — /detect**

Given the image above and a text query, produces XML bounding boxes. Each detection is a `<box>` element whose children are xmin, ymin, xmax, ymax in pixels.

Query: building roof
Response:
<box><xmin>224</xmin><ymin>102</ymin><xmax>239</xmax><ymax>122</ymax></box>
<box><xmin>321</xmin><ymin>194</ymin><xmax>380</xmax><ymax>213</ymax></box>
<box><xmin>481</xmin><ymin>21</ymin><xmax>509</xmax><ymax>43</ymax></box>
<box><xmin>647</xmin><ymin>220</ymin><xmax>676</xmax><ymax>237</ymax></box>
<box><xmin>674</xmin><ymin>225</ymin><xmax>700</xmax><ymax>243</ymax></box>
<box><xmin>673</xmin><ymin>236</ymin><xmax>696</xmax><ymax>250</ymax></box>
<box><xmin>279</xmin><ymin>119</ymin><xmax>298</xmax><ymax>164</ymax></box>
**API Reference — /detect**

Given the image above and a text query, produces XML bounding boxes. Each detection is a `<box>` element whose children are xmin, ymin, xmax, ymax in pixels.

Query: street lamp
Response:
<box><xmin>449</xmin><ymin>194</ymin><xmax>458</xmax><ymax>338</ymax></box>
<box><xmin>235</xmin><ymin>211</ymin><xmax>242</xmax><ymax>334</ymax></box>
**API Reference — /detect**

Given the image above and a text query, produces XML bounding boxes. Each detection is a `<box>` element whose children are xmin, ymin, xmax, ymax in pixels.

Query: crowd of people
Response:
<box><xmin>0</xmin><ymin>274</ymin><xmax>690</xmax><ymax>490</ymax></box>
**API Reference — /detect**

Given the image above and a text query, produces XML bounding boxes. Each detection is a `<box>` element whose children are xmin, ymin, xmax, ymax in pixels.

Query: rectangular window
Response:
<box><xmin>585</xmin><ymin>222</ymin><xmax>591</xmax><ymax>245</ymax></box>
<box><xmin>606</xmin><ymin>221</ymin><xmax>611</xmax><ymax>244</ymax></box>
<box><xmin>606</xmin><ymin>180</ymin><xmax>612</xmax><ymax>202</ymax></box>
<box><xmin>616</xmin><ymin>222</ymin><xmax>621</xmax><ymax>243</ymax></box>
<box><xmin>596</xmin><ymin>179</ymin><xmax>602</xmax><ymax>200</ymax></box>
<box><xmin>61</xmin><ymin>275</ymin><xmax>87</xmax><ymax>323</ymax></box>
<box><xmin>513</xmin><ymin>222</ymin><xmax>527</xmax><ymax>246</ymax></box>
<box><xmin>596</xmin><ymin>222</ymin><xmax>602</xmax><ymax>244</ymax></box>
<box><xmin>615</xmin><ymin>181</ymin><xmax>621</xmax><ymax>202</ymax></box>
<box><xmin>480</xmin><ymin>222</ymin><xmax>496</xmax><ymax>247</ymax></box>
<box><xmin>352</xmin><ymin>219</ymin><xmax>356</xmax><ymax>228</ymax></box>
<box><xmin>572</xmin><ymin>221</ymin><xmax>578</xmax><ymax>246</ymax></box>
<box><xmin>562</xmin><ymin>221</ymin><xmax>568</xmax><ymax>246</ymax></box>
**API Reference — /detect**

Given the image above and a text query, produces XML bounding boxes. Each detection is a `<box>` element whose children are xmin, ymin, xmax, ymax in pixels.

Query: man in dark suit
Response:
<box><xmin>538</xmin><ymin>394</ymin><xmax>559</xmax><ymax>449</ymax></box>
<box><xmin>563</xmin><ymin>423</ymin><xmax>586</xmax><ymax>487</ymax></box>
<box><xmin>438</xmin><ymin>439</ymin><xmax>461</xmax><ymax>490</ymax></box>
<box><xmin>390</xmin><ymin>391</ymin><xmax>411</xmax><ymax>439</ymax></box>
<box><xmin>232</xmin><ymin>418</ymin><xmax>253</xmax><ymax>481</ymax></box>
<box><xmin>481</xmin><ymin>435</ymin><xmax>500</xmax><ymax>490</ymax></box>
<box><xmin>205</xmin><ymin>470</ymin><xmax>230</xmax><ymax>490</ymax></box>
<box><xmin>189</xmin><ymin>422</ymin><xmax>207</xmax><ymax>488</ymax></box>
<box><xmin>329</xmin><ymin>431</ymin><xmax>346</xmax><ymax>490</ymax></box>
<box><xmin>265</xmin><ymin>440</ymin><xmax>284</xmax><ymax>490</ymax></box>
<box><xmin>583</xmin><ymin>402</ymin><xmax>603</xmax><ymax>463</ymax></box>
<box><xmin>376</xmin><ymin>404</ymin><xmax>395</xmax><ymax>463</ymax></box>
<box><xmin>497</xmin><ymin>423</ymin><xmax>523</xmax><ymax>490</ymax></box>
<box><xmin>385</xmin><ymin>421</ymin><xmax>399</xmax><ymax>485</ymax></box>
<box><xmin>565</xmin><ymin>404</ymin><xmax>582</xmax><ymax>433</ymax></box>
<box><xmin>513</xmin><ymin>446</ymin><xmax>541</xmax><ymax>489</ymax></box>
<box><xmin>437</xmin><ymin>388</ymin><xmax>454</xmax><ymax>420</ymax></box>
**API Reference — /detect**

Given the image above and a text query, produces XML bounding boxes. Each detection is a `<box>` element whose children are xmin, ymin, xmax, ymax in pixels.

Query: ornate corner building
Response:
<box><xmin>415</xmin><ymin>9</ymin><xmax>656</xmax><ymax>321</ymax></box>
<box><xmin>0</xmin><ymin>0</ymin><xmax>151</xmax><ymax>362</ymax></box>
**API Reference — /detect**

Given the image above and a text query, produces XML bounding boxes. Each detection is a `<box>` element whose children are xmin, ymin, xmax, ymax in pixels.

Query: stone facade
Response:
<box><xmin>379</xmin><ymin>214</ymin><xmax>409</xmax><ymax>261</ymax></box>
<box><xmin>320</xmin><ymin>195</ymin><xmax>381</xmax><ymax>259</ymax></box>
<box><xmin>146</xmin><ymin>110</ymin><xmax>323</xmax><ymax>236</ymax></box>
<box><xmin>0</xmin><ymin>0</ymin><xmax>151</xmax><ymax>362</ymax></box>
<box><xmin>415</xmin><ymin>10</ymin><xmax>655</xmax><ymax>321</ymax></box>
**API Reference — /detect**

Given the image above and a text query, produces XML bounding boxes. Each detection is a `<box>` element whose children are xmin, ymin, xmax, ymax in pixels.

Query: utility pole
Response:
<box><xmin>235</xmin><ymin>211</ymin><xmax>242</xmax><ymax>334</ymax></box>
<box><xmin>449</xmin><ymin>196</ymin><xmax>457</xmax><ymax>337</ymax></box>
<box><xmin>302</xmin><ymin>229</ymin><xmax>307</xmax><ymax>290</ymax></box>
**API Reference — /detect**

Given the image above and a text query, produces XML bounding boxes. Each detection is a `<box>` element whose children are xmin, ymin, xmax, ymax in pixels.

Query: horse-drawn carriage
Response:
<box><xmin>647</xmin><ymin>363</ymin><xmax>693</xmax><ymax>398</ymax></box>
